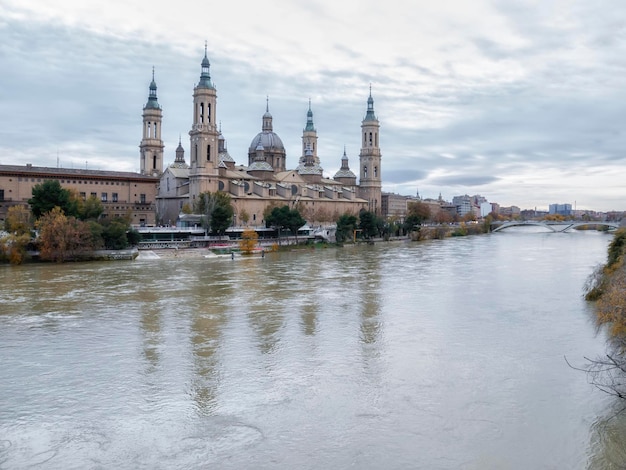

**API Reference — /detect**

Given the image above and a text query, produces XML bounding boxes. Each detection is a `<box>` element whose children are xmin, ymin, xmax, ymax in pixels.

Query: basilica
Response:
<box><xmin>151</xmin><ymin>47</ymin><xmax>383</xmax><ymax>227</ymax></box>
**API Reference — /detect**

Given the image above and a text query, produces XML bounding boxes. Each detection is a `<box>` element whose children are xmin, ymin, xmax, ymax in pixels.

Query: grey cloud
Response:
<box><xmin>428</xmin><ymin>175</ymin><xmax>501</xmax><ymax>187</ymax></box>
<box><xmin>382</xmin><ymin>168</ymin><xmax>428</xmax><ymax>184</ymax></box>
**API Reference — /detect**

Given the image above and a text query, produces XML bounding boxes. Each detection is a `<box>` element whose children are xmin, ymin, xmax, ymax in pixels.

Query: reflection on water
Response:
<box><xmin>0</xmin><ymin>232</ymin><xmax>623</xmax><ymax>469</ymax></box>
<box><xmin>588</xmin><ymin>404</ymin><xmax>626</xmax><ymax>469</ymax></box>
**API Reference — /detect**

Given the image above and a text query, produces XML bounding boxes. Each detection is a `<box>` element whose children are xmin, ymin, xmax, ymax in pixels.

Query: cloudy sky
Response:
<box><xmin>2</xmin><ymin>0</ymin><xmax>626</xmax><ymax>212</ymax></box>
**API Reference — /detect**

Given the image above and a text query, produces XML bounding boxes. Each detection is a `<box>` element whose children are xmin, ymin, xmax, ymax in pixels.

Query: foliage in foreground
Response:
<box><xmin>581</xmin><ymin>228</ymin><xmax>626</xmax><ymax>402</ymax></box>
<box><xmin>239</xmin><ymin>228</ymin><xmax>259</xmax><ymax>255</ymax></box>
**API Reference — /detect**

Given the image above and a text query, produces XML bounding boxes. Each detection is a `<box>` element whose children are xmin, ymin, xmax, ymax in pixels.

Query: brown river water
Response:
<box><xmin>1</xmin><ymin>229</ymin><xmax>625</xmax><ymax>469</ymax></box>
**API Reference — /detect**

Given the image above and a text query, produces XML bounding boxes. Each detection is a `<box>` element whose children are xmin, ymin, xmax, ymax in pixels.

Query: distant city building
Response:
<box><xmin>480</xmin><ymin>201</ymin><xmax>493</xmax><ymax>217</ymax></box>
<box><xmin>499</xmin><ymin>205</ymin><xmax>521</xmax><ymax>217</ymax></box>
<box><xmin>549</xmin><ymin>203</ymin><xmax>572</xmax><ymax>216</ymax></box>
<box><xmin>452</xmin><ymin>195</ymin><xmax>473</xmax><ymax>217</ymax></box>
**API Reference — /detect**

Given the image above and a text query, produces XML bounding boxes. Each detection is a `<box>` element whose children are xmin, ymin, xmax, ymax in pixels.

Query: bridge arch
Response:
<box><xmin>491</xmin><ymin>221</ymin><xmax>620</xmax><ymax>233</ymax></box>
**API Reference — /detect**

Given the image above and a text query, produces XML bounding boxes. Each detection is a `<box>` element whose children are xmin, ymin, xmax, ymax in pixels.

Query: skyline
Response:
<box><xmin>2</xmin><ymin>1</ymin><xmax>626</xmax><ymax>212</ymax></box>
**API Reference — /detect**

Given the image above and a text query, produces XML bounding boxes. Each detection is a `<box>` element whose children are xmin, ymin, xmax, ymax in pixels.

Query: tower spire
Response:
<box><xmin>198</xmin><ymin>41</ymin><xmax>214</xmax><ymax>89</ymax></box>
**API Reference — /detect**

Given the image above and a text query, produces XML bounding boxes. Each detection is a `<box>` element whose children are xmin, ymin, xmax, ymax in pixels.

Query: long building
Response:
<box><xmin>0</xmin><ymin>164</ymin><xmax>158</xmax><ymax>226</ymax></box>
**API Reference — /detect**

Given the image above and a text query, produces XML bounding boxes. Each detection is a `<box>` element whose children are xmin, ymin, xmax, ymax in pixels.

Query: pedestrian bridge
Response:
<box><xmin>491</xmin><ymin>220</ymin><xmax>621</xmax><ymax>233</ymax></box>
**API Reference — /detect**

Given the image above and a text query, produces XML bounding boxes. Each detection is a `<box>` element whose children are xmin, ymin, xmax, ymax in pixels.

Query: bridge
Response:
<box><xmin>491</xmin><ymin>220</ymin><xmax>621</xmax><ymax>233</ymax></box>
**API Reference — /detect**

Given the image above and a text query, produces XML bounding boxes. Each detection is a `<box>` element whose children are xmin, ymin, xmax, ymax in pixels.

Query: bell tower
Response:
<box><xmin>300</xmin><ymin>99</ymin><xmax>319</xmax><ymax>166</ymax></box>
<box><xmin>189</xmin><ymin>43</ymin><xmax>220</xmax><ymax>199</ymax></box>
<box><xmin>139</xmin><ymin>68</ymin><xmax>164</xmax><ymax>176</ymax></box>
<box><xmin>358</xmin><ymin>86</ymin><xmax>382</xmax><ymax>214</ymax></box>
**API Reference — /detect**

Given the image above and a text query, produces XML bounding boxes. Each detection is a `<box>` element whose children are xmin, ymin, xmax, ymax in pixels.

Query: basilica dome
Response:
<box><xmin>248</xmin><ymin>131</ymin><xmax>285</xmax><ymax>154</ymax></box>
<box><xmin>247</xmin><ymin>100</ymin><xmax>287</xmax><ymax>172</ymax></box>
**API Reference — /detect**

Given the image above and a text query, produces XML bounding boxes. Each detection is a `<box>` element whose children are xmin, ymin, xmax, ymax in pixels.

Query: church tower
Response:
<box><xmin>358</xmin><ymin>87</ymin><xmax>382</xmax><ymax>214</ymax></box>
<box><xmin>189</xmin><ymin>44</ymin><xmax>220</xmax><ymax>200</ymax></box>
<box><xmin>139</xmin><ymin>68</ymin><xmax>164</xmax><ymax>176</ymax></box>
<box><xmin>300</xmin><ymin>99</ymin><xmax>319</xmax><ymax>166</ymax></box>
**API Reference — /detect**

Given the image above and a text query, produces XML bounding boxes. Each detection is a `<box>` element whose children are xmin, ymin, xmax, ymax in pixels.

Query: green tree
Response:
<box><xmin>336</xmin><ymin>213</ymin><xmax>358</xmax><ymax>243</ymax></box>
<box><xmin>29</xmin><ymin>180</ymin><xmax>78</xmax><ymax>219</ymax></box>
<box><xmin>127</xmin><ymin>227</ymin><xmax>142</xmax><ymax>246</ymax></box>
<box><xmin>210</xmin><ymin>203</ymin><xmax>234</xmax><ymax>235</ymax></box>
<box><xmin>358</xmin><ymin>210</ymin><xmax>378</xmax><ymax>240</ymax></box>
<box><xmin>80</xmin><ymin>195</ymin><xmax>104</xmax><ymax>221</ymax></box>
<box><xmin>101</xmin><ymin>218</ymin><xmax>130</xmax><ymax>250</ymax></box>
<box><xmin>194</xmin><ymin>191</ymin><xmax>233</xmax><ymax>234</ymax></box>
<box><xmin>285</xmin><ymin>207</ymin><xmax>306</xmax><ymax>243</ymax></box>
<box><xmin>265</xmin><ymin>205</ymin><xmax>306</xmax><ymax>244</ymax></box>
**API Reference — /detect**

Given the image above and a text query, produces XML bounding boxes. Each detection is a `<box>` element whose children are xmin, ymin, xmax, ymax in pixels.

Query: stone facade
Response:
<box><xmin>0</xmin><ymin>164</ymin><xmax>158</xmax><ymax>226</ymax></box>
<box><xmin>156</xmin><ymin>48</ymin><xmax>383</xmax><ymax>227</ymax></box>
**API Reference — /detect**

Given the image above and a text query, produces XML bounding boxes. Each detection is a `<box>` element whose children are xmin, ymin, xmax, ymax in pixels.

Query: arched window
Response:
<box><xmin>375</xmin><ymin>133</ymin><xmax>378</xmax><ymax>147</ymax></box>
<box><xmin>363</xmin><ymin>166</ymin><xmax>368</xmax><ymax>178</ymax></box>
<box><xmin>369</xmin><ymin>132</ymin><xmax>373</xmax><ymax>146</ymax></box>
<box><xmin>208</xmin><ymin>103</ymin><xmax>212</xmax><ymax>123</ymax></box>
<box><xmin>200</xmin><ymin>103</ymin><xmax>205</xmax><ymax>123</ymax></box>
<box><xmin>207</xmin><ymin>144</ymin><xmax>211</xmax><ymax>161</ymax></box>
<box><xmin>153</xmin><ymin>155</ymin><xmax>157</xmax><ymax>169</ymax></box>
<box><xmin>374</xmin><ymin>166</ymin><xmax>378</xmax><ymax>177</ymax></box>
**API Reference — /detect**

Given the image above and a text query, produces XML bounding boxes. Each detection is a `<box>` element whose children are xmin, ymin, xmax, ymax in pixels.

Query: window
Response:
<box><xmin>101</xmin><ymin>192</ymin><xmax>107</xmax><ymax>202</ymax></box>
<box><xmin>79</xmin><ymin>192</ymin><xmax>86</xmax><ymax>200</ymax></box>
<box><xmin>374</xmin><ymin>166</ymin><xmax>378</xmax><ymax>177</ymax></box>
<box><xmin>0</xmin><ymin>189</ymin><xmax>4</xmax><ymax>202</ymax></box>
<box><xmin>91</xmin><ymin>192</ymin><xmax>97</xmax><ymax>198</ymax></box>
<box><xmin>207</xmin><ymin>144</ymin><xmax>211</xmax><ymax>161</ymax></box>
<box><xmin>140</xmin><ymin>194</ymin><xmax>146</xmax><ymax>204</ymax></box>
<box><xmin>363</xmin><ymin>166</ymin><xmax>368</xmax><ymax>178</ymax></box>
<box><xmin>112</xmin><ymin>193</ymin><xmax>118</xmax><ymax>202</ymax></box>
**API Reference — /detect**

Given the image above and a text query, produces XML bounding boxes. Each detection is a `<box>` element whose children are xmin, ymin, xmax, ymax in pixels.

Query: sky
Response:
<box><xmin>1</xmin><ymin>0</ymin><xmax>626</xmax><ymax>212</ymax></box>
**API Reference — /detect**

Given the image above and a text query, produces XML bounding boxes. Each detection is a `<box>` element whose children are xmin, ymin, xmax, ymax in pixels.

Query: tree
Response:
<box><xmin>404</xmin><ymin>201</ymin><xmax>431</xmax><ymax>233</ymax></box>
<box><xmin>336</xmin><ymin>213</ymin><xmax>357</xmax><ymax>243</ymax></box>
<box><xmin>210</xmin><ymin>203</ymin><xmax>234</xmax><ymax>235</ymax></box>
<box><xmin>285</xmin><ymin>207</ymin><xmax>306</xmax><ymax>244</ymax></box>
<box><xmin>434</xmin><ymin>210</ymin><xmax>453</xmax><ymax>225</ymax></box>
<box><xmin>239</xmin><ymin>209</ymin><xmax>250</xmax><ymax>226</ymax></box>
<box><xmin>36</xmin><ymin>207</ymin><xmax>96</xmax><ymax>262</ymax></box>
<box><xmin>4</xmin><ymin>205</ymin><xmax>32</xmax><ymax>235</ymax></box>
<box><xmin>29</xmin><ymin>180</ymin><xmax>78</xmax><ymax>219</ymax></box>
<box><xmin>265</xmin><ymin>205</ymin><xmax>306</xmax><ymax>244</ymax></box>
<box><xmin>181</xmin><ymin>203</ymin><xmax>193</xmax><ymax>214</ymax></box>
<box><xmin>80</xmin><ymin>195</ymin><xmax>104</xmax><ymax>221</ymax></box>
<box><xmin>101</xmin><ymin>218</ymin><xmax>130</xmax><ymax>250</ymax></box>
<box><xmin>194</xmin><ymin>191</ymin><xmax>233</xmax><ymax>234</ymax></box>
<box><xmin>358</xmin><ymin>210</ymin><xmax>378</xmax><ymax>240</ymax></box>
<box><xmin>239</xmin><ymin>228</ymin><xmax>259</xmax><ymax>254</ymax></box>
<box><xmin>0</xmin><ymin>232</ymin><xmax>31</xmax><ymax>265</ymax></box>
<box><xmin>1</xmin><ymin>234</ymin><xmax>29</xmax><ymax>264</ymax></box>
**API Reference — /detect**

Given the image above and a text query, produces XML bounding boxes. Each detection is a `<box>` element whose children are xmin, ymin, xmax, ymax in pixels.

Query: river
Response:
<box><xmin>1</xmin><ymin>229</ymin><xmax>625</xmax><ymax>469</ymax></box>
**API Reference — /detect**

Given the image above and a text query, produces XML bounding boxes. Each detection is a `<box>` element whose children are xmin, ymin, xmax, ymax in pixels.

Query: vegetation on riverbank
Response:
<box><xmin>583</xmin><ymin>228</ymin><xmax>626</xmax><ymax>400</ymax></box>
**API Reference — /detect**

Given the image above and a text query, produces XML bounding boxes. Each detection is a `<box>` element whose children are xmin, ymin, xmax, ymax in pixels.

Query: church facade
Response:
<box><xmin>154</xmin><ymin>48</ymin><xmax>383</xmax><ymax>227</ymax></box>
